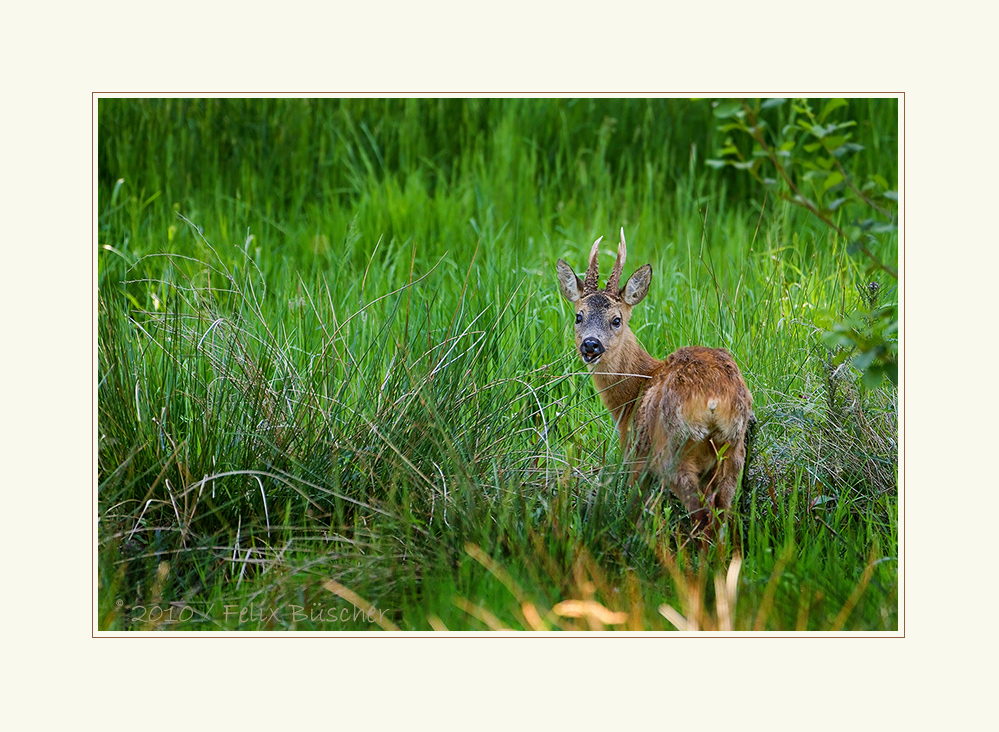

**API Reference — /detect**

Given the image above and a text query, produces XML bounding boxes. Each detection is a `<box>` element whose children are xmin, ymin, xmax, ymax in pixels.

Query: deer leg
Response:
<box><xmin>716</xmin><ymin>445</ymin><xmax>743</xmax><ymax>513</ymax></box>
<box><xmin>670</xmin><ymin>464</ymin><xmax>715</xmax><ymax>539</ymax></box>
<box><xmin>708</xmin><ymin>438</ymin><xmax>746</xmax><ymax>516</ymax></box>
<box><xmin>692</xmin><ymin>437</ymin><xmax>748</xmax><ymax>545</ymax></box>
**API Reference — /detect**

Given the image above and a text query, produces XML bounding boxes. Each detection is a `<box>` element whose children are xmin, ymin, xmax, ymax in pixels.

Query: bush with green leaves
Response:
<box><xmin>706</xmin><ymin>97</ymin><xmax>898</xmax><ymax>388</ymax></box>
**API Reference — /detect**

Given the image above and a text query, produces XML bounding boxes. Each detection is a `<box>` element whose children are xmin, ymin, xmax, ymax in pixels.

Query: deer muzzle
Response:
<box><xmin>580</xmin><ymin>337</ymin><xmax>605</xmax><ymax>364</ymax></box>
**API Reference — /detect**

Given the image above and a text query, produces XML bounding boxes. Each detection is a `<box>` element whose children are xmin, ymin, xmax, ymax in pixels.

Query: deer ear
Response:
<box><xmin>556</xmin><ymin>259</ymin><xmax>583</xmax><ymax>303</ymax></box>
<box><xmin>621</xmin><ymin>264</ymin><xmax>652</xmax><ymax>305</ymax></box>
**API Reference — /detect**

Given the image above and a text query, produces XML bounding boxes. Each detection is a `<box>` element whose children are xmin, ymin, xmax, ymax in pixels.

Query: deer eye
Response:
<box><xmin>611</xmin><ymin>316</ymin><xmax>622</xmax><ymax>328</ymax></box>
<box><xmin>575</xmin><ymin>312</ymin><xmax>583</xmax><ymax>324</ymax></box>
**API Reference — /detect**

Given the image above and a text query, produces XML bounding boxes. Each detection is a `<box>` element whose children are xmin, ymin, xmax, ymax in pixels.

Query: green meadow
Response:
<box><xmin>97</xmin><ymin>98</ymin><xmax>898</xmax><ymax>631</ymax></box>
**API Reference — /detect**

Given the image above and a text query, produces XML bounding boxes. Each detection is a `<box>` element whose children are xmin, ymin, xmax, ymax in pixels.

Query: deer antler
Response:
<box><xmin>606</xmin><ymin>228</ymin><xmax>627</xmax><ymax>294</ymax></box>
<box><xmin>582</xmin><ymin>236</ymin><xmax>603</xmax><ymax>295</ymax></box>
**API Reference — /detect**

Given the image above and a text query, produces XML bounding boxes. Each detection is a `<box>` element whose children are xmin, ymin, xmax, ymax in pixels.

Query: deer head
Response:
<box><xmin>556</xmin><ymin>228</ymin><xmax>652</xmax><ymax>368</ymax></box>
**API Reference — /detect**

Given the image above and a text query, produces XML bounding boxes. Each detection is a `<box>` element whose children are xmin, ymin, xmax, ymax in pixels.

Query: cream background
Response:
<box><xmin>2</xmin><ymin>0</ymin><xmax>984</xmax><ymax>727</ymax></box>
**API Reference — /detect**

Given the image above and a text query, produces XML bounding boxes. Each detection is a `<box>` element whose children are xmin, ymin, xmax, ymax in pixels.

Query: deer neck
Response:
<box><xmin>590</xmin><ymin>330</ymin><xmax>660</xmax><ymax>441</ymax></box>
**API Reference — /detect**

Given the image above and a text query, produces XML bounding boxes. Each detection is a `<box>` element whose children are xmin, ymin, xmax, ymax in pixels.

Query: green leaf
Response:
<box><xmin>823</xmin><ymin>171</ymin><xmax>845</xmax><ymax>191</ymax></box>
<box><xmin>705</xmin><ymin>159</ymin><xmax>728</xmax><ymax>169</ymax></box>
<box><xmin>809</xmin><ymin>123</ymin><xmax>830</xmax><ymax>139</ymax></box>
<box><xmin>713</xmin><ymin>100</ymin><xmax>744</xmax><ymax>119</ymax></box>
<box><xmin>833</xmin><ymin>142</ymin><xmax>865</xmax><ymax>157</ymax></box>
<box><xmin>852</xmin><ymin>348</ymin><xmax>879</xmax><ymax>371</ymax></box>
<box><xmin>860</xmin><ymin>364</ymin><xmax>892</xmax><ymax>390</ymax></box>
<box><xmin>761</xmin><ymin>98</ymin><xmax>786</xmax><ymax>110</ymax></box>
<box><xmin>803</xmin><ymin>142</ymin><xmax>823</xmax><ymax>153</ymax></box>
<box><xmin>824</xmin><ymin>135</ymin><xmax>848</xmax><ymax>151</ymax></box>
<box><xmin>820</xmin><ymin>98</ymin><xmax>848</xmax><ymax>121</ymax></box>
<box><xmin>883</xmin><ymin>190</ymin><xmax>898</xmax><ymax>201</ymax></box>
<box><xmin>824</xmin><ymin>328</ymin><xmax>856</xmax><ymax>349</ymax></box>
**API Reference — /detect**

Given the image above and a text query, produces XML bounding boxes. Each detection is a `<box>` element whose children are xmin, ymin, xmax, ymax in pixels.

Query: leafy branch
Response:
<box><xmin>707</xmin><ymin>98</ymin><xmax>898</xmax><ymax>387</ymax></box>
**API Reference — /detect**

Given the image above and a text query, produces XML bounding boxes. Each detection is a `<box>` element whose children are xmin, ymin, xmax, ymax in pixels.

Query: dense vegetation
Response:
<box><xmin>97</xmin><ymin>98</ymin><xmax>898</xmax><ymax>631</ymax></box>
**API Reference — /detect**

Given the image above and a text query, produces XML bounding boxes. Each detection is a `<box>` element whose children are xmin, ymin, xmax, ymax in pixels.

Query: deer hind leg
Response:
<box><xmin>707</xmin><ymin>438</ymin><xmax>746</xmax><ymax>513</ymax></box>
<box><xmin>653</xmin><ymin>436</ymin><xmax>709</xmax><ymax>531</ymax></box>
<box><xmin>666</xmin><ymin>457</ymin><xmax>715</xmax><ymax>537</ymax></box>
<box><xmin>689</xmin><ymin>439</ymin><xmax>747</xmax><ymax>546</ymax></box>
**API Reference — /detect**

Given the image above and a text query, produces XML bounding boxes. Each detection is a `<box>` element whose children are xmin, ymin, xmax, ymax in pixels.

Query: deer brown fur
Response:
<box><xmin>556</xmin><ymin>229</ymin><xmax>753</xmax><ymax>540</ymax></box>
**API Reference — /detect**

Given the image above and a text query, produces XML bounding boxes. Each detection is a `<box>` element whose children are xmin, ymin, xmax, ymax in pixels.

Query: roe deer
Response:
<box><xmin>556</xmin><ymin>228</ymin><xmax>753</xmax><ymax>541</ymax></box>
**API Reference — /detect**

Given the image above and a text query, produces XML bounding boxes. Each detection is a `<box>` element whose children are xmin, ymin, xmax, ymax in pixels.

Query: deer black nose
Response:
<box><xmin>581</xmin><ymin>338</ymin><xmax>604</xmax><ymax>356</ymax></box>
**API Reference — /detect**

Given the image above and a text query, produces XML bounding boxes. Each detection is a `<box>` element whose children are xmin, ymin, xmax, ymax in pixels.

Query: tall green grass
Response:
<box><xmin>97</xmin><ymin>98</ymin><xmax>898</xmax><ymax>631</ymax></box>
